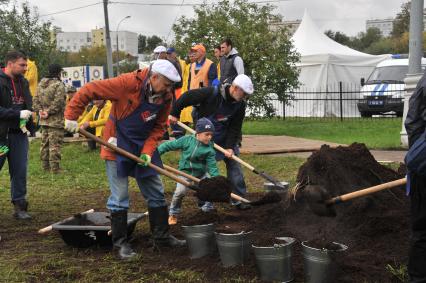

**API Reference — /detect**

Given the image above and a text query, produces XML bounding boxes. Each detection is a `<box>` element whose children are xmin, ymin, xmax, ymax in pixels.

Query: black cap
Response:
<box><xmin>48</xmin><ymin>64</ymin><xmax>63</xmax><ymax>77</ymax></box>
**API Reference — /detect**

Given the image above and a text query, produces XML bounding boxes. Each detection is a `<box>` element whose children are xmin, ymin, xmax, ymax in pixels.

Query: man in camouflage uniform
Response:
<box><xmin>33</xmin><ymin>64</ymin><xmax>66</xmax><ymax>173</ymax></box>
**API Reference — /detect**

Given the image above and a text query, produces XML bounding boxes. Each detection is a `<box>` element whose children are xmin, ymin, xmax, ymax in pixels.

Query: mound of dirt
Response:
<box><xmin>177</xmin><ymin>143</ymin><xmax>409</xmax><ymax>282</ymax></box>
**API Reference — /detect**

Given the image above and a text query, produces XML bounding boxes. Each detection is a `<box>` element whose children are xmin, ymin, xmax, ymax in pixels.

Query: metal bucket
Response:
<box><xmin>215</xmin><ymin>231</ymin><xmax>252</xmax><ymax>267</ymax></box>
<box><xmin>302</xmin><ymin>240</ymin><xmax>348</xmax><ymax>283</ymax></box>
<box><xmin>252</xmin><ymin>237</ymin><xmax>295</xmax><ymax>282</ymax></box>
<box><xmin>182</xmin><ymin>223</ymin><xmax>216</xmax><ymax>259</ymax></box>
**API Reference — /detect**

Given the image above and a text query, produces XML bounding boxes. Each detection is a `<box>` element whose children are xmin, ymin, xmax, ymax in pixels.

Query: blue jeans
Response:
<box><xmin>105</xmin><ymin>160</ymin><xmax>167</xmax><ymax>211</ymax></box>
<box><xmin>0</xmin><ymin>132</ymin><xmax>29</xmax><ymax>202</ymax></box>
<box><xmin>169</xmin><ymin>176</ymin><xmax>214</xmax><ymax>215</ymax></box>
<box><xmin>224</xmin><ymin>155</ymin><xmax>247</xmax><ymax>205</ymax></box>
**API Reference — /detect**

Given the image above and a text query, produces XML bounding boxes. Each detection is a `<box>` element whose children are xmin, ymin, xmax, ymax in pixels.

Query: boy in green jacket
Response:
<box><xmin>158</xmin><ymin>118</ymin><xmax>219</xmax><ymax>225</ymax></box>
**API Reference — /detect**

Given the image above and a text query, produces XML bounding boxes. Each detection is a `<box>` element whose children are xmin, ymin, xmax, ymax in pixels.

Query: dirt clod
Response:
<box><xmin>196</xmin><ymin>176</ymin><xmax>233</xmax><ymax>202</ymax></box>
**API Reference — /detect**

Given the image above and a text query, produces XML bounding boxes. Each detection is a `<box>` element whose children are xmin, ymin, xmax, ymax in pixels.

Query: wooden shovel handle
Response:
<box><xmin>79</xmin><ymin>129</ymin><xmax>250</xmax><ymax>203</ymax></box>
<box><xmin>163</xmin><ymin>164</ymin><xmax>200</xmax><ymax>183</ymax></box>
<box><xmin>176</xmin><ymin>121</ymin><xmax>255</xmax><ymax>171</ymax></box>
<box><xmin>79</xmin><ymin>129</ymin><xmax>193</xmax><ymax>188</ymax></box>
<box><xmin>38</xmin><ymin>209</ymin><xmax>95</xmax><ymax>234</ymax></box>
<box><xmin>325</xmin><ymin>177</ymin><xmax>407</xmax><ymax>205</ymax></box>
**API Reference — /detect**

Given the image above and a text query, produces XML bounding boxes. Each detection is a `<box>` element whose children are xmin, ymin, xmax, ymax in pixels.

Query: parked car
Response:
<box><xmin>357</xmin><ymin>56</ymin><xmax>426</xmax><ymax>117</ymax></box>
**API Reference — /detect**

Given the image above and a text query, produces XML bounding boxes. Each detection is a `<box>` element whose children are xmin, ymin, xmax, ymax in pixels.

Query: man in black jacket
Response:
<box><xmin>0</xmin><ymin>51</ymin><xmax>35</xmax><ymax>220</ymax></box>
<box><xmin>405</xmin><ymin>71</ymin><xmax>426</xmax><ymax>282</ymax></box>
<box><xmin>169</xmin><ymin>74</ymin><xmax>254</xmax><ymax>210</ymax></box>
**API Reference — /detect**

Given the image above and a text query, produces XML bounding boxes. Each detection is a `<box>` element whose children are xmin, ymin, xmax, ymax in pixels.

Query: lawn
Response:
<box><xmin>0</xmin><ymin>141</ymin><xmax>304</xmax><ymax>282</ymax></box>
<box><xmin>0</xmin><ymin>138</ymin><xmax>408</xmax><ymax>282</ymax></box>
<box><xmin>242</xmin><ymin>118</ymin><xmax>403</xmax><ymax>149</ymax></box>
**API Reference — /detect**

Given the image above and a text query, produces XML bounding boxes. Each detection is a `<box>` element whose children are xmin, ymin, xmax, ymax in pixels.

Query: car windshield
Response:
<box><xmin>366</xmin><ymin>66</ymin><xmax>408</xmax><ymax>84</ymax></box>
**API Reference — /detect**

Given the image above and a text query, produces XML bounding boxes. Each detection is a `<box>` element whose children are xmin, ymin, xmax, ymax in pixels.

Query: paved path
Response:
<box><xmin>241</xmin><ymin>135</ymin><xmax>406</xmax><ymax>163</ymax></box>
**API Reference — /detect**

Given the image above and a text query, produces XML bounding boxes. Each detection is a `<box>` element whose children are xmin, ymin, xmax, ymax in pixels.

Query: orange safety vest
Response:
<box><xmin>190</xmin><ymin>58</ymin><xmax>213</xmax><ymax>90</ymax></box>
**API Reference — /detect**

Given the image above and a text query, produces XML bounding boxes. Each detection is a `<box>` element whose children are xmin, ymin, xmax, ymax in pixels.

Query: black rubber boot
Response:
<box><xmin>13</xmin><ymin>200</ymin><xmax>31</xmax><ymax>220</ymax></box>
<box><xmin>148</xmin><ymin>206</ymin><xmax>186</xmax><ymax>248</ymax></box>
<box><xmin>111</xmin><ymin>210</ymin><xmax>137</xmax><ymax>260</ymax></box>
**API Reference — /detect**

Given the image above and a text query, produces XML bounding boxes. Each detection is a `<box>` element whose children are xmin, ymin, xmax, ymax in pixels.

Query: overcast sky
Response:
<box><xmin>17</xmin><ymin>0</ymin><xmax>410</xmax><ymax>40</ymax></box>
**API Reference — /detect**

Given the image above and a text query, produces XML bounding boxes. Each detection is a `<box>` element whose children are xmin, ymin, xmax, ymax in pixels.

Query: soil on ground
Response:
<box><xmin>3</xmin><ymin>143</ymin><xmax>409</xmax><ymax>282</ymax></box>
<box><xmin>178</xmin><ymin>143</ymin><xmax>409</xmax><ymax>282</ymax></box>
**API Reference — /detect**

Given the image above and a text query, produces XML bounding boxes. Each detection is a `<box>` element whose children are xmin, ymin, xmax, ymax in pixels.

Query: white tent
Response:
<box><xmin>283</xmin><ymin>11</ymin><xmax>391</xmax><ymax>117</ymax></box>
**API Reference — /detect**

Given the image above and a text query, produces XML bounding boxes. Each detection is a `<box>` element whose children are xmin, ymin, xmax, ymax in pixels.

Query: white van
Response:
<box><xmin>357</xmin><ymin>57</ymin><xmax>426</xmax><ymax>117</ymax></box>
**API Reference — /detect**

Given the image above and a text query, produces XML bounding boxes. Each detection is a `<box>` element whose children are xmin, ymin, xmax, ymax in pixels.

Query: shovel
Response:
<box><xmin>305</xmin><ymin>177</ymin><xmax>407</xmax><ymax>217</ymax></box>
<box><xmin>38</xmin><ymin>209</ymin><xmax>95</xmax><ymax>234</ymax></box>
<box><xmin>78</xmin><ymin>129</ymin><xmax>246</xmax><ymax>204</ymax></box>
<box><xmin>176</xmin><ymin>121</ymin><xmax>285</xmax><ymax>190</ymax></box>
<box><xmin>162</xmin><ymin>164</ymin><xmax>282</xmax><ymax>206</ymax></box>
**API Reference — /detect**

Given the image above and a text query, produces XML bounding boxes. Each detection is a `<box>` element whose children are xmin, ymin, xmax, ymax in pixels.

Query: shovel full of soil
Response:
<box><xmin>163</xmin><ymin>163</ymin><xmax>282</xmax><ymax>206</ymax></box>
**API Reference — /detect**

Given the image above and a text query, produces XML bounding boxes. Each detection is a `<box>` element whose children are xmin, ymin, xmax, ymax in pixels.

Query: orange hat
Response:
<box><xmin>191</xmin><ymin>44</ymin><xmax>206</xmax><ymax>53</ymax></box>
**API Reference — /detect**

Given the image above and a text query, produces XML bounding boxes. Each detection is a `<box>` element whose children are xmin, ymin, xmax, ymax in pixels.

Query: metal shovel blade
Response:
<box><xmin>304</xmin><ymin>185</ymin><xmax>336</xmax><ymax>217</ymax></box>
<box><xmin>258</xmin><ymin>171</ymin><xmax>286</xmax><ymax>190</ymax></box>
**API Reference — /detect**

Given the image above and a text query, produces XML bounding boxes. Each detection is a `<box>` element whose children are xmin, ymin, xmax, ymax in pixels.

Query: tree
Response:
<box><xmin>138</xmin><ymin>34</ymin><xmax>146</xmax><ymax>53</ymax></box>
<box><xmin>172</xmin><ymin>0</ymin><xmax>300</xmax><ymax>117</ymax></box>
<box><xmin>0</xmin><ymin>1</ymin><xmax>56</xmax><ymax>76</ymax></box>
<box><xmin>325</xmin><ymin>30</ymin><xmax>350</xmax><ymax>46</ymax></box>
<box><xmin>392</xmin><ymin>2</ymin><xmax>410</xmax><ymax>38</ymax></box>
<box><xmin>146</xmin><ymin>35</ymin><xmax>164</xmax><ymax>52</ymax></box>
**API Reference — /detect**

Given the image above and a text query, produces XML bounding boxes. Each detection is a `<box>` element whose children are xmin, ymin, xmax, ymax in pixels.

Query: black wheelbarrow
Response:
<box><xmin>39</xmin><ymin>210</ymin><xmax>147</xmax><ymax>248</ymax></box>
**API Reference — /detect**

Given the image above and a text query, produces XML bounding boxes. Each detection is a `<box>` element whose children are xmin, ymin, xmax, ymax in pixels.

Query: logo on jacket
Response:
<box><xmin>141</xmin><ymin>110</ymin><xmax>157</xmax><ymax>122</ymax></box>
<box><xmin>216</xmin><ymin>114</ymin><xmax>229</xmax><ymax>122</ymax></box>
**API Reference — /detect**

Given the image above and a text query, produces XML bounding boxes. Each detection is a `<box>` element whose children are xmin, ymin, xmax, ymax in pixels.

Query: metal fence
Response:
<box><xmin>265</xmin><ymin>82</ymin><xmax>405</xmax><ymax>120</ymax></box>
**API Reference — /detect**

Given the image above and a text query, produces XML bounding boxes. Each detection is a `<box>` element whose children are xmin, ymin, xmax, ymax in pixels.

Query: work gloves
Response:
<box><xmin>19</xmin><ymin>119</ymin><xmax>27</xmax><ymax>128</ymax></box>
<box><xmin>64</xmin><ymin>119</ymin><xmax>79</xmax><ymax>133</ymax></box>
<box><xmin>0</xmin><ymin>145</ymin><xmax>9</xmax><ymax>156</ymax></box>
<box><xmin>107</xmin><ymin>137</ymin><xmax>117</xmax><ymax>147</ymax></box>
<box><xmin>19</xmin><ymin>110</ymin><xmax>32</xmax><ymax>120</ymax></box>
<box><xmin>138</xmin><ymin>154</ymin><xmax>151</xmax><ymax>166</ymax></box>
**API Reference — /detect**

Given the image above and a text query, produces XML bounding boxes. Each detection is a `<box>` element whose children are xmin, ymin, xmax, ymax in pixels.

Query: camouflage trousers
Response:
<box><xmin>40</xmin><ymin>126</ymin><xmax>64</xmax><ymax>171</ymax></box>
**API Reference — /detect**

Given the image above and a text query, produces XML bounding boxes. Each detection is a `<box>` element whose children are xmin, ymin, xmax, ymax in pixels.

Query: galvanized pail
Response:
<box><xmin>252</xmin><ymin>237</ymin><xmax>296</xmax><ymax>282</ymax></box>
<box><xmin>182</xmin><ymin>223</ymin><xmax>216</xmax><ymax>259</ymax></box>
<box><xmin>215</xmin><ymin>231</ymin><xmax>252</xmax><ymax>267</ymax></box>
<box><xmin>302</xmin><ymin>240</ymin><xmax>348</xmax><ymax>283</ymax></box>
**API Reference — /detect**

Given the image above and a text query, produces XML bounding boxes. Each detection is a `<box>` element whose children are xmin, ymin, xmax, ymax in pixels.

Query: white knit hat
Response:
<box><xmin>151</xmin><ymin>59</ymin><xmax>181</xmax><ymax>82</ymax></box>
<box><xmin>232</xmin><ymin>74</ymin><xmax>254</xmax><ymax>95</ymax></box>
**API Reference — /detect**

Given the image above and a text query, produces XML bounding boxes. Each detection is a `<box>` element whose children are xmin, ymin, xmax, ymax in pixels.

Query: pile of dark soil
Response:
<box><xmin>178</xmin><ymin>143</ymin><xmax>409</xmax><ymax>282</ymax></box>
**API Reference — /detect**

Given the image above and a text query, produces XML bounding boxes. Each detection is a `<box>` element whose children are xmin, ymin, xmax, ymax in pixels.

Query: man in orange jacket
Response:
<box><xmin>64</xmin><ymin>60</ymin><xmax>185</xmax><ymax>260</ymax></box>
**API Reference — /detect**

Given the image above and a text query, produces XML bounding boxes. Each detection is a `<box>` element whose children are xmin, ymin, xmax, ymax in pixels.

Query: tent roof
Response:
<box><xmin>291</xmin><ymin>11</ymin><xmax>376</xmax><ymax>58</ymax></box>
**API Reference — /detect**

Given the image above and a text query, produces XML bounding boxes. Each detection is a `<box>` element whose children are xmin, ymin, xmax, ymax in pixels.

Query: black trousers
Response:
<box><xmin>409</xmin><ymin>173</ymin><xmax>426</xmax><ymax>283</ymax></box>
<box><xmin>87</xmin><ymin>127</ymin><xmax>97</xmax><ymax>150</ymax></box>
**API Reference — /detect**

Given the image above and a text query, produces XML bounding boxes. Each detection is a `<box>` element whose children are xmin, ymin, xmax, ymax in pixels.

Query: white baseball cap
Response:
<box><xmin>232</xmin><ymin>74</ymin><xmax>254</xmax><ymax>95</ymax></box>
<box><xmin>153</xmin><ymin>46</ymin><xmax>167</xmax><ymax>53</ymax></box>
<box><xmin>151</xmin><ymin>59</ymin><xmax>181</xmax><ymax>82</ymax></box>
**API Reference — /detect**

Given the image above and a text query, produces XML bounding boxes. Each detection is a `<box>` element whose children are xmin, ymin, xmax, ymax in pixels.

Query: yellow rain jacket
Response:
<box><xmin>79</xmin><ymin>100</ymin><xmax>112</xmax><ymax>137</ymax></box>
<box><xmin>25</xmin><ymin>59</ymin><xmax>38</xmax><ymax>96</ymax></box>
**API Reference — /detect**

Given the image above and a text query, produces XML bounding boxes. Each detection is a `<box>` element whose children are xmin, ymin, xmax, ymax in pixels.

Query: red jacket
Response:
<box><xmin>64</xmin><ymin>68</ymin><xmax>172</xmax><ymax>160</ymax></box>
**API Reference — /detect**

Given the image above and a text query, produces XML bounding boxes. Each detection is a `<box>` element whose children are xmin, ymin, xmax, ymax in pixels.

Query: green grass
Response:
<box><xmin>242</xmin><ymin>118</ymin><xmax>403</xmax><ymax>149</ymax></box>
<box><xmin>0</xmin><ymin>140</ymin><xmax>407</xmax><ymax>282</ymax></box>
<box><xmin>0</xmin><ymin>141</ymin><xmax>305</xmax><ymax>282</ymax></box>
